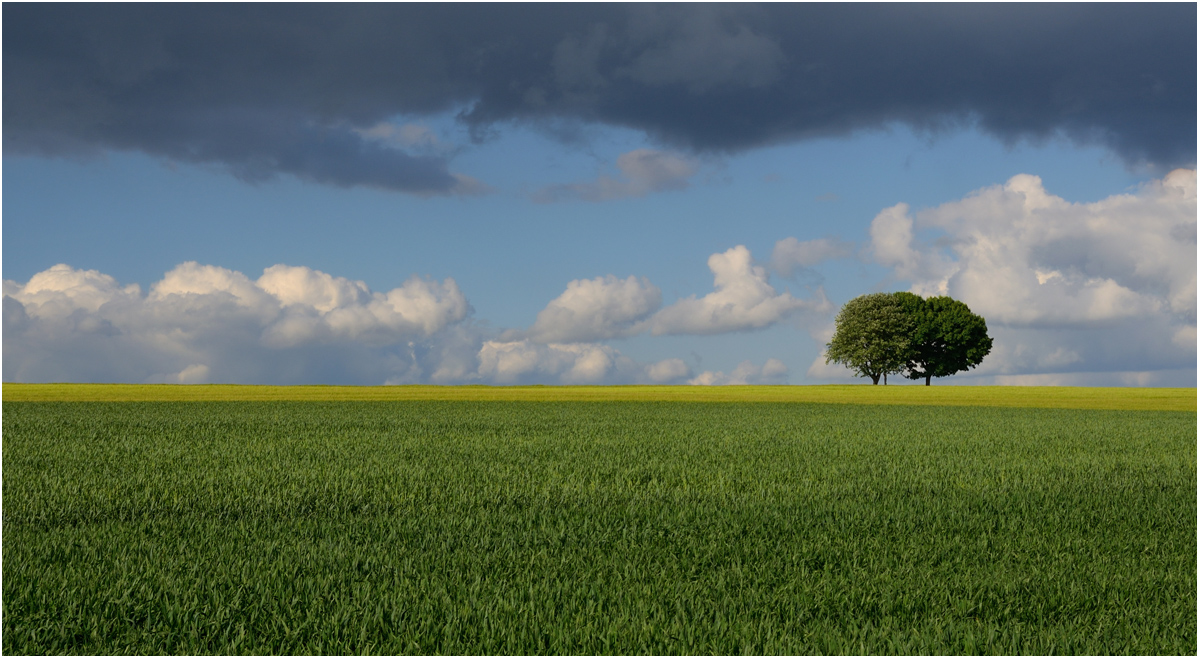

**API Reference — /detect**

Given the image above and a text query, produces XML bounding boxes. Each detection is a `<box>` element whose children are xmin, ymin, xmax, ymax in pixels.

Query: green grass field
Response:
<box><xmin>3</xmin><ymin>386</ymin><xmax>1196</xmax><ymax>653</ymax></box>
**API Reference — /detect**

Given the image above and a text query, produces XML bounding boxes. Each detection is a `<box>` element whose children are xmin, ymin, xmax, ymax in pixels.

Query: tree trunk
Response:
<box><xmin>925</xmin><ymin>373</ymin><xmax>931</xmax><ymax>386</ymax></box>
<box><xmin>870</xmin><ymin>373</ymin><xmax>880</xmax><ymax>385</ymax></box>
<box><xmin>884</xmin><ymin>373</ymin><xmax>887</xmax><ymax>385</ymax></box>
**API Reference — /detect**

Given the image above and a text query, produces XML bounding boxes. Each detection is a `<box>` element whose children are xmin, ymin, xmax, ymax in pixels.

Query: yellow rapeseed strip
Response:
<box><xmin>3</xmin><ymin>383</ymin><xmax>1194</xmax><ymax>411</ymax></box>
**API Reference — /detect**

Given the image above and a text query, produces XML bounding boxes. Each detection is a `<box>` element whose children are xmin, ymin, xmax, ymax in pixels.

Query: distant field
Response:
<box><xmin>3</xmin><ymin>382</ymin><xmax>1195</xmax><ymax>410</ymax></box>
<box><xmin>4</xmin><ymin>399</ymin><xmax>1194</xmax><ymax>654</ymax></box>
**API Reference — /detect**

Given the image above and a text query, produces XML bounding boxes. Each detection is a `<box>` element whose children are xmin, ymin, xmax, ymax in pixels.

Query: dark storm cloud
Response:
<box><xmin>4</xmin><ymin>4</ymin><xmax>1194</xmax><ymax>193</ymax></box>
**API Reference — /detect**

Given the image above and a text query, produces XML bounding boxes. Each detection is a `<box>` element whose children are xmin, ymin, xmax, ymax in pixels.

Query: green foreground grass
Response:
<box><xmin>3</xmin><ymin>400</ymin><xmax>1195</xmax><ymax>654</ymax></box>
<box><xmin>4</xmin><ymin>382</ymin><xmax>1196</xmax><ymax>410</ymax></box>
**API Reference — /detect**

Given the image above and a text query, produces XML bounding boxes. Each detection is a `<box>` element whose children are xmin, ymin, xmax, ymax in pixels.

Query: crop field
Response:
<box><xmin>4</xmin><ymin>382</ymin><xmax>1195</xmax><ymax>410</ymax></box>
<box><xmin>3</xmin><ymin>386</ymin><xmax>1196</xmax><ymax>654</ymax></box>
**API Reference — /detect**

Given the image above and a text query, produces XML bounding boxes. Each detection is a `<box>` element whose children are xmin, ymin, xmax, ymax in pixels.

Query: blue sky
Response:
<box><xmin>4</xmin><ymin>4</ymin><xmax>1195</xmax><ymax>386</ymax></box>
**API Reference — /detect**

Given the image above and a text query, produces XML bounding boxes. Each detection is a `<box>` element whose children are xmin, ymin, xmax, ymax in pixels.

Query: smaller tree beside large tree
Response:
<box><xmin>825</xmin><ymin>292</ymin><xmax>914</xmax><ymax>385</ymax></box>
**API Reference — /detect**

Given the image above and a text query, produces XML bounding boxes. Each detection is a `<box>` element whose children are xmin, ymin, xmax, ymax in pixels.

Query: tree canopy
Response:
<box><xmin>896</xmin><ymin>293</ymin><xmax>993</xmax><ymax>385</ymax></box>
<box><xmin>825</xmin><ymin>293</ymin><xmax>914</xmax><ymax>385</ymax></box>
<box><xmin>827</xmin><ymin>292</ymin><xmax>992</xmax><ymax>385</ymax></box>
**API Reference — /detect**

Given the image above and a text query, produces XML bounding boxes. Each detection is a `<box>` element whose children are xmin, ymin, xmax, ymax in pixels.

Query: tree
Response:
<box><xmin>896</xmin><ymin>293</ymin><xmax>993</xmax><ymax>386</ymax></box>
<box><xmin>825</xmin><ymin>292</ymin><xmax>914</xmax><ymax>385</ymax></box>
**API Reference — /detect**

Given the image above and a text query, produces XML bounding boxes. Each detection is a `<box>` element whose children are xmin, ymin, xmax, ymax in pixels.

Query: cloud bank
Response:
<box><xmin>690</xmin><ymin>358</ymin><xmax>788</xmax><ymax>386</ymax></box>
<box><xmin>835</xmin><ymin>168</ymin><xmax>1197</xmax><ymax>386</ymax></box>
<box><xmin>5</xmin><ymin>4</ymin><xmax>1194</xmax><ymax>194</ymax></box>
<box><xmin>3</xmin><ymin>263</ymin><xmax>472</xmax><ymax>384</ymax></box>
<box><xmin>477</xmin><ymin>341</ymin><xmax>691</xmax><ymax>386</ymax></box>
<box><xmin>4</xmin><ymin>254</ymin><xmax>799</xmax><ymax>386</ymax></box>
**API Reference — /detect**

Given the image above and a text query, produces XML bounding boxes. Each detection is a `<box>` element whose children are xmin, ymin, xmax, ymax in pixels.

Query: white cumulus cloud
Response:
<box><xmin>649</xmin><ymin>245</ymin><xmax>829</xmax><ymax>335</ymax></box>
<box><xmin>523</xmin><ymin>245</ymin><xmax>829</xmax><ymax>342</ymax></box>
<box><xmin>151</xmin><ymin>261</ymin><xmax>279</xmax><ymax>313</ymax></box>
<box><xmin>526</xmin><ymin>274</ymin><xmax>661</xmax><ymax>343</ymax></box>
<box><xmin>476</xmin><ymin>340</ymin><xmax>693</xmax><ymax>385</ymax></box>
<box><xmin>257</xmin><ymin>264</ymin><xmax>371</xmax><ymax>313</ymax></box>
<box><xmin>646</xmin><ymin>358</ymin><xmax>692</xmax><ymax>383</ymax></box>
<box><xmin>13</xmin><ymin>263</ymin><xmax>142</xmax><ymax>314</ymax></box>
<box><xmin>861</xmin><ymin>169</ymin><xmax>1196</xmax><ymax>385</ymax></box>
<box><xmin>690</xmin><ymin>358</ymin><xmax>788</xmax><ymax>385</ymax></box>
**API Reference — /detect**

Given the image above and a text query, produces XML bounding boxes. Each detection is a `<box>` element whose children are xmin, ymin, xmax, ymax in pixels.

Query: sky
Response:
<box><xmin>3</xmin><ymin>3</ymin><xmax>1196</xmax><ymax>387</ymax></box>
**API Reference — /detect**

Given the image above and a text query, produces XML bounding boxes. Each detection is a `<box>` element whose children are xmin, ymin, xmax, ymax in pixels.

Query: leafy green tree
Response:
<box><xmin>825</xmin><ymin>292</ymin><xmax>914</xmax><ymax>385</ymax></box>
<box><xmin>896</xmin><ymin>293</ymin><xmax>993</xmax><ymax>385</ymax></box>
